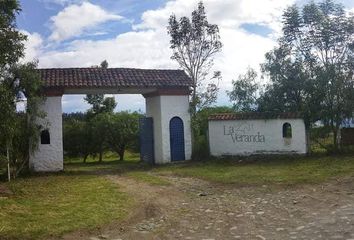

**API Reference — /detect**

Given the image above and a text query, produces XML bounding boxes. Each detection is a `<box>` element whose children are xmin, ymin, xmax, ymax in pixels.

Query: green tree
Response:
<box><xmin>84</xmin><ymin>61</ymin><xmax>117</xmax><ymax>116</ymax></box>
<box><xmin>0</xmin><ymin>0</ymin><xmax>26</xmax><ymax>69</ymax></box>
<box><xmin>83</xmin><ymin>62</ymin><xmax>117</xmax><ymax>162</ymax></box>
<box><xmin>100</xmin><ymin>60</ymin><xmax>108</xmax><ymax>69</ymax></box>
<box><xmin>106</xmin><ymin>112</ymin><xmax>141</xmax><ymax>161</ymax></box>
<box><xmin>0</xmin><ymin>62</ymin><xmax>43</xmax><ymax>179</ymax></box>
<box><xmin>84</xmin><ymin>95</ymin><xmax>117</xmax><ymax>115</ymax></box>
<box><xmin>89</xmin><ymin>113</ymin><xmax>111</xmax><ymax>162</ymax></box>
<box><xmin>168</xmin><ymin>2</ymin><xmax>223</xmax><ymax>158</ymax></box>
<box><xmin>260</xmin><ymin>0</ymin><xmax>354</xmax><ymax>150</ymax></box>
<box><xmin>227</xmin><ymin>68</ymin><xmax>259</xmax><ymax>112</ymax></box>
<box><xmin>84</xmin><ymin>96</ymin><xmax>116</xmax><ymax>162</ymax></box>
<box><xmin>0</xmin><ymin>0</ymin><xmax>43</xmax><ymax>180</ymax></box>
<box><xmin>258</xmin><ymin>46</ymin><xmax>316</xmax><ymax>125</ymax></box>
<box><xmin>63</xmin><ymin>118</ymin><xmax>93</xmax><ymax>162</ymax></box>
<box><xmin>167</xmin><ymin>1</ymin><xmax>222</xmax><ymax>115</ymax></box>
<box><xmin>84</xmin><ymin>94</ymin><xmax>104</xmax><ymax>114</ymax></box>
<box><xmin>0</xmin><ymin>0</ymin><xmax>26</xmax><ymax>179</ymax></box>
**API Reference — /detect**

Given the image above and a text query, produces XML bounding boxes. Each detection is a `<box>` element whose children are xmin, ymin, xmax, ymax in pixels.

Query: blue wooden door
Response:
<box><xmin>139</xmin><ymin>117</ymin><xmax>154</xmax><ymax>164</ymax></box>
<box><xmin>170</xmin><ymin>117</ymin><xmax>185</xmax><ymax>161</ymax></box>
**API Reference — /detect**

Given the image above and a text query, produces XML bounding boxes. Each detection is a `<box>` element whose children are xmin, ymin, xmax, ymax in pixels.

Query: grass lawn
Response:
<box><xmin>1</xmin><ymin>151</ymin><xmax>354</xmax><ymax>239</ymax></box>
<box><xmin>156</xmin><ymin>154</ymin><xmax>354</xmax><ymax>185</ymax></box>
<box><xmin>65</xmin><ymin>155</ymin><xmax>170</xmax><ymax>186</ymax></box>
<box><xmin>0</xmin><ymin>174</ymin><xmax>133</xmax><ymax>240</ymax></box>
<box><xmin>64</xmin><ymin>151</ymin><xmax>140</xmax><ymax>164</ymax></box>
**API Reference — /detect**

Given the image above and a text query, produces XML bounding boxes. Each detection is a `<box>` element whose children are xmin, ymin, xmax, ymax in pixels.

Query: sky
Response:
<box><xmin>18</xmin><ymin>0</ymin><xmax>354</xmax><ymax>113</ymax></box>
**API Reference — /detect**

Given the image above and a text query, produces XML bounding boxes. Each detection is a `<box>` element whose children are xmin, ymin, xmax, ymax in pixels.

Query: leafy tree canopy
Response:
<box><xmin>0</xmin><ymin>1</ymin><xmax>43</xmax><ymax>179</ymax></box>
<box><xmin>84</xmin><ymin>60</ymin><xmax>117</xmax><ymax>116</ymax></box>
<box><xmin>259</xmin><ymin>0</ymin><xmax>354</xmax><ymax>149</ymax></box>
<box><xmin>0</xmin><ymin>0</ymin><xmax>26</xmax><ymax>71</ymax></box>
<box><xmin>228</xmin><ymin>68</ymin><xmax>259</xmax><ymax>112</ymax></box>
<box><xmin>168</xmin><ymin>1</ymin><xmax>222</xmax><ymax>114</ymax></box>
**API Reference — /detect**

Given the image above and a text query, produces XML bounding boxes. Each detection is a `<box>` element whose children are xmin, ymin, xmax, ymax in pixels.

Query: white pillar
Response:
<box><xmin>29</xmin><ymin>96</ymin><xmax>63</xmax><ymax>172</ymax></box>
<box><xmin>145</xmin><ymin>94</ymin><xmax>192</xmax><ymax>164</ymax></box>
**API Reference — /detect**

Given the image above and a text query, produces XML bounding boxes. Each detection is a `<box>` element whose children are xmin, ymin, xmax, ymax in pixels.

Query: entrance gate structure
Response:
<box><xmin>29</xmin><ymin>68</ymin><xmax>192</xmax><ymax>172</ymax></box>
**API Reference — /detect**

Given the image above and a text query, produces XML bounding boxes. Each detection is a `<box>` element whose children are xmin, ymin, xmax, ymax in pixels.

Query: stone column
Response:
<box><xmin>145</xmin><ymin>90</ymin><xmax>192</xmax><ymax>164</ymax></box>
<box><xmin>29</xmin><ymin>96</ymin><xmax>64</xmax><ymax>172</ymax></box>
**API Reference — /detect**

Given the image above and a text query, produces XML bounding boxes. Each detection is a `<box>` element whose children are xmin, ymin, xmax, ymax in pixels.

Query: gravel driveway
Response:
<box><xmin>58</xmin><ymin>174</ymin><xmax>354</xmax><ymax>240</ymax></box>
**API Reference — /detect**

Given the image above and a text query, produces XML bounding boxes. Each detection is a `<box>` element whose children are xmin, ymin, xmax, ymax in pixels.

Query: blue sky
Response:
<box><xmin>18</xmin><ymin>0</ymin><xmax>166</xmax><ymax>42</ymax></box>
<box><xmin>18</xmin><ymin>0</ymin><xmax>354</xmax><ymax>113</ymax></box>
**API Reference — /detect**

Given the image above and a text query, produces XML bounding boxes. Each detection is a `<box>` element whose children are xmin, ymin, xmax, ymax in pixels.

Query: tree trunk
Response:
<box><xmin>118</xmin><ymin>150</ymin><xmax>124</xmax><ymax>161</ymax></box>
<box><xmin>333</xmin><ymin>130</ymin><xmax>337</xmax><ymax>151</ymax></box>
<box><xmin>99</xmin><ymin>150</ymin><xmax>103</xmax><ymax>162</ymax></box>
<box><xmin>118</xmin><ymin>145</ymin><xmax>125</xmax><ymax>161</ymax></box>
<box><xmin>332</xmin><ymin>125</ymin><xmax>340</xmax><ymax>152</ymax></box>
<box><xmin>333</xmin><ymin>123</ymin><xmax>341</xmax><ymax>152</ymax></box>
<box><xmin>6</xmin><ymin>142</ymin><xmax>11</xmax><ymax>182</ymax></box>
<box><xmin>15</xmin><ymin>156</ymin><xmax>29</xmax><ymax>179</ymax></box>
<box><xmin>83</xmin><ymin>154</ymin><xmax>88</xmax><ymax>163</ymax></box>
<box><xmin>190</xmin><ymin>84</ymin><xmax>197</xmax><ymax>160</ymax></box>
<box><xmin>305</xmin><ymin>125</ymin><xmax>311</xmax><ymax>155</ymax></box>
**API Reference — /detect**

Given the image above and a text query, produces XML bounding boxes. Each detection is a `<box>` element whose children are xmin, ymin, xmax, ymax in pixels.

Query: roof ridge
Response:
<box><xmin>37</xmin><ymin>68</ymin><xmax>192</xmax><ymax>89</ymax></box>
<box><xmin>209</xmin><ymin>112</ymin><xmax>303</xmax><ymax>120</ymax></box>
<box><xmin>38</xmin><ymin>67</ymin><xmax>185</xmax><ymax>72</ymax></box>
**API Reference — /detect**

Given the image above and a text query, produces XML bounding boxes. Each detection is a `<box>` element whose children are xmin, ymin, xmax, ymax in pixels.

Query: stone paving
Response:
<box><xmin>61</xmin><ymin>175</ymin><xmax>354</xmax><ymax>240</ymax></box>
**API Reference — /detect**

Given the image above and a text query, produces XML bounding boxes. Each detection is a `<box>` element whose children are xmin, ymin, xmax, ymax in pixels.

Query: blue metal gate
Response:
<box><xmin>170</xmin><ymin>117</ymin><xmax>185</xmax><ymax>161</ymax></box>
<box><xmin>139</xmin><ymin>117</ymin><xmax>154</xmax><ymax>164</ymax></box>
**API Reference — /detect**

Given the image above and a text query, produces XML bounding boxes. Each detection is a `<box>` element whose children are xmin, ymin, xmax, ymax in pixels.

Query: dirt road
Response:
<box><xmin>59</xmin><ymin>174</ymin><xmax>354</xmax><ymax>240</ymax></box>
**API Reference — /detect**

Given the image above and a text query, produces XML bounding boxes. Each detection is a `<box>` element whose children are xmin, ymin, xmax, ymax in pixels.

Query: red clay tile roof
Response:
<box><xmin>37</xmin><ymin>68</ymin><xmax>192</xmax><ymax>89</ymax></box>
<box><xmin>208</xmin><ymin>112</ymin><xmax>302</xmax><ymax>121</ymax></box>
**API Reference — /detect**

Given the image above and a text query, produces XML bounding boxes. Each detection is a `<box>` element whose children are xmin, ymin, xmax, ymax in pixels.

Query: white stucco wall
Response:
<box><xmin>29</xmin><ymin>96</ymin><xmax>64</xmax><ymax>172</ymax></box>
<box><xmin>145</xmin><ymin>96</ymin><xmax>163</xmax><ymax>163</ymax></box>
<box><xmin>146</xmin><ymin>95</ymin><xmax>192</xmax><ymax>164</ymax></box>
<box><xmin>209</xmin><ymin>118</ymin><xmax>307</xmax><ymax>156</ymax></box>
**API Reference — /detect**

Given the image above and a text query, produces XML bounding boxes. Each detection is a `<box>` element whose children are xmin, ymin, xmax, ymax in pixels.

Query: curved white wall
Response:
<box><xmin>209</xmin><ymin>119</ymin><xmax>307</xmax><ymax>156</ymax></box>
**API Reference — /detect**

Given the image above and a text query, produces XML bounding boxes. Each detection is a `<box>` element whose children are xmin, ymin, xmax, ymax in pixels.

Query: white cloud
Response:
<box><xmin>41</xmin><ymin>0</ymin><xmax>290</xmax><ymax>70</ymax></box>
<box><xmin>49</xmin><ymin>2</ymin><xmax>123</xmax><ymax>42</ymax></box>
<box><xmin>28</xmin><ymin>0</ymin><xmax>300</xmax><ymax>112</ymax></box>
<box><xmin>127</xmin><ymin>0</ymin><xmax>295</xmax><ymax>94</ymax></box>
<box><xmin>39</xmin><ymin>29</ymin><xmax>176</xmax><ymax>69</ymax></box>
<box><xmin>134</xmin><ymin>0</ymin><xmax>294</xmax><ymax>32</ymax></box>
<box><xmin>21</xmin><ymin>31</ymin><xmax>43</xmax><ymax>63</ymax></box>
<box><xmin>62</xmin><ymin>95</ymin><xmax>90</xmax><ymax>112</ymax></box>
